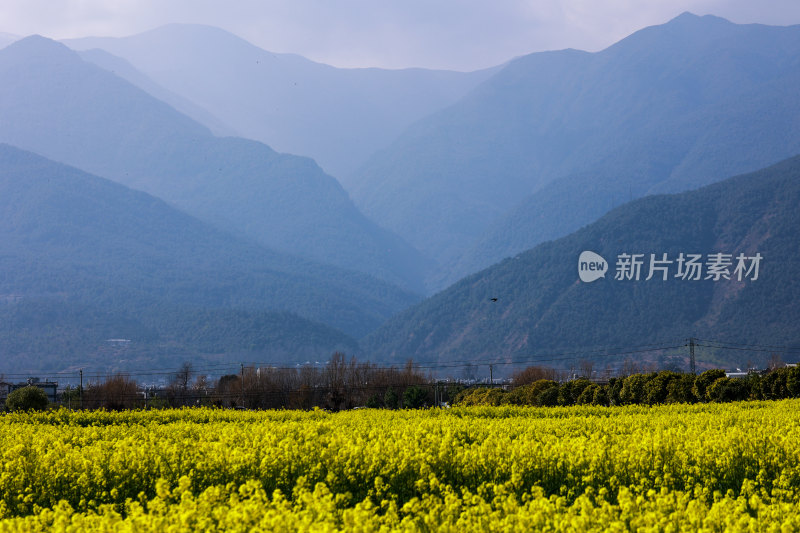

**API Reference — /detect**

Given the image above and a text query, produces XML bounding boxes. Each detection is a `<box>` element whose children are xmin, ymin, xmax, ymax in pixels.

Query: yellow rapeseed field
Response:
<box><xmin>1</xmin><ymin>401</ymin><xmax>800</xmax><ymax>531</ymax></box>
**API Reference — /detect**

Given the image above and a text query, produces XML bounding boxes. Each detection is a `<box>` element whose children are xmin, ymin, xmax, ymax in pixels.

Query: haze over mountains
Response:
<box><xmin>65</xmin><ymin>24</ymin><xmax>497</xmax><ymax>179</ymax></box>
<box><xmin>363</xmin><ymin>155</ymin><xmax>800</xmax><ymax>372</ymax></box>
<box><xmin>0</xmin><ymin>35</ymin><xmax>429</xmax><ymax>293</ymax></box>
<box><xmin>0</xmin><ymin>144</ymin><xmax>417</xmax><ymax>372</ymax></box>
<box><xmin>56</xmin><ymin>13</ymin><xmax>800</xmax><ymax>294</ymax></box>
<box><xmin>77</xmin><ymin>47</ymin><xmax>237</xmax><ymax>138</ymax></box>
<box><xmin>0</xmin><ymin>13</ymin><xmax>797</xmax><ymax>373</ymax></box>
<box><xmin>349</xmin><ymin>13</ymin><xmax>800</xmax><ymax>289</ymax></box>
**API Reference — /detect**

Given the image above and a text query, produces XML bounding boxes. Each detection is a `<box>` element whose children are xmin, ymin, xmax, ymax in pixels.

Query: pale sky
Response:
<box><xmin>1</xmin><ymin>0</ymin><xmax>799</xmax><ymax>70</ymax></box>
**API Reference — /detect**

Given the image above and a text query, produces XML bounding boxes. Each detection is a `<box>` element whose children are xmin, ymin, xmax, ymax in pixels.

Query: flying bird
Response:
<box><xmin>490</xmin><ymin>298</ymin><xmax>498</xmax><ymax>302</ymax></box>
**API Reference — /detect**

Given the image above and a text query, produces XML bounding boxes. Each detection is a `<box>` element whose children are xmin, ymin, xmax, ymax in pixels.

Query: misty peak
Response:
<box><xmin>646</xmin><ymin>11</ymin><xmax>734</xmax><ymax>39</ymax></box>
<box><xmin>666</xmin><ymin>12</ymin><xmax>733</xmax><ymax>28</ymax></box>
<box><xmin>135</xmin><ymin>23</ymin><xmax>247</xmax><ymax>45</ymax></box>
<box><xmin>5</xmin><ymin>34</ymin><xmax>74</xmax><ymax>55</ymax></box>
<box><xmin>114</xmin><ymin>22</ymin><xmax>279</xmax><ymax>61</ymax></box>
<box><xmin>669</xmin><ymin>12</ymin><xmax>702</xmax><ymax>23</ymax></box>
<box><xmin>600</xmin><ymin>10</ymin><xmax>737</xmax><ymax>58</ymax></box>
<box><xmin>1</xmin><ymin>34</ymin><xmax>81</xmax><ymax>66</ymax></box>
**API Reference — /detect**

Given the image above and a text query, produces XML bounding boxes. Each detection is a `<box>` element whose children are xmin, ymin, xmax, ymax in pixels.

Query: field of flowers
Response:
<box><xmin>1</xmin><ymin>400</ymin><xmax>800</xmax><ymax>531</ymax></box>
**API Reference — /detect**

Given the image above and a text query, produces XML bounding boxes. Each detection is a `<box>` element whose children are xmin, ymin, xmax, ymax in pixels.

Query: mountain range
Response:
<box><xmin>0</xmin><ymin>144</ymin><xmax>418</xmax><ymax>372</ymax></box>
<box><xmin>64</xmin><ymin>24</ymin><xmax>498</xmax><ymax>179</ymax></box>
<box><xmin>349</xmin><ymin>13</ymin><xmax>800</xmax><ymax>290</ymax></box>
<box><xmin>362</xmin><ymin>155</ymin><xmax>800</xmax><ymax>373</ymax></box>
<box><xmin>0</xmin><ymin>35</ymin><xmax>429</xmax><ymax>293</ymax></box>
<box><xmin>1</xmin><ymin>14</ymin><xmax>798</xmax><ymax>375</ymax></box>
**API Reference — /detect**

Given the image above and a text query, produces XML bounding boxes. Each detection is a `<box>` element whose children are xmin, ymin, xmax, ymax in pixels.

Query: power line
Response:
<box><xmin>693</xmin><ymin>340</ymin><xmax>800</xmax><ymax>356</ymax></box>
<box><xmin>7</xmin><ymin>337</ymin><xmax>797</xmax><ymax>382</ymax></box>
<box><xmin>0</xmin><ymin>341</ymin><xmax>685</xmax><ymax>380</ymax></box>
<box><xmin>693</xmin><ymin>338</ymin><xmax>800</xmax><ymax>354</ymax></box>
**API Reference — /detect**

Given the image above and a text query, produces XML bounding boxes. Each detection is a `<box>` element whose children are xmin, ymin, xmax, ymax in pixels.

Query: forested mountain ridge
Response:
<box><xmin>362</xmin><ymin>155</ymin><xmax>800</xmax><ymax>371</ymax></box>
<box><xmin>0</xmin><ymin>144</ymin><xmax>419</xmax><ymax>372</ymax></box>
<box><xmin>0</xmin><ymin>35</ymin><xmax>430</xmax><ymax>293</ymax></box>
<box><xmin>350</xmin><ymin>13</ymin><xmax>800</xmax><ymax>290</ymax></box>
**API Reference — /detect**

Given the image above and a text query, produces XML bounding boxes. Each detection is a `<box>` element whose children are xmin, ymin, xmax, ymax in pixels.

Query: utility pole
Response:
<box><xmin>489</xmin><ymin>365</ymin><xmax>493</xmax><ymax>386</ymax></box>
<box><xmin>240</xmin><ymin>363</ymin><xmax>244</xmax><ymax>408</ymax></box>
<box><xmin>79</xmin><ymin>369</ymin><xmax>83</xmax><ymax>410</ymax></box>
<box><xmin>688</xmin><ymin>338</ymin><xmax>696</xmax><ymax>375</ymax></box>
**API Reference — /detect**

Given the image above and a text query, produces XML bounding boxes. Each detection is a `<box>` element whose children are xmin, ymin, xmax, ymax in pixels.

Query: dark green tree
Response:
<box><xmin>665</xmin><ymin>373</ymin><xmax>697</xmax><ymax>404</ymax></box>
<box><xmin>384</xmin><ymin>387</ymin><xmax>400</xmax><ymax>410</ymax></box>
<box><xmin>606</xmin><ymin>378</ymin><xmax>624</xmax><ymax>406</ymax></box>
<box><xmin>536</xmin><ymin>385</ymin><xmax>560</xmax><ymax>407</ymax></box>
<box><xmin>5</xmin><ymin>386</ymin><xmax>49</xmax><ymax>412</ymax></box>
<box><xmin>758</xmin><ymin>369</ymin><xmax>789</xmax><ymax>400</ymax></box>
<box><xmin>692</xmin><ymin>369</ymin><xmax>727</xmax><ymax>402</ymax></box>
<box><xmin>645</xmin><ymin>371</ymin><xmax>681</xmax><ymax>405</ymax></box>
<box><xmin>577</xmin><ymin>384</ymin><xmax>600</xmax><ymax>405</ymax></box>
<box><xmin>706</xmin><ymin>377</ymin><xmax>750</xmax><ymax>403</ymax></box>
<box><xmin>592</xmin><ymin>385</ymin><xmax>609</xmax><ymax>406</ymax></box>
<box><xmin>403</xmin><ymin>385</ymin><xmax>428</xmax><ymax>409</ymax></box>
<box><xmin>786</xmin><ymin>366</ymin><xmax>800</xmax><ymax>397</ymax></box>
<box><xmin>620</xmin><ymin>373</ymin><xmax>652</xmax><ymax>405</ymax></box>
<box><xmin>507</xmin><ymin>379</ymin><xmax>557</xmax><ymax>406</ymax></box>
<box><xmin>365</xmin><ymin>394</ymin><xmax>382</xmax><ymax>408</ymax></box>
<box><xmin>558</xmin><ymin>378</ymin><xmax>592</xmax><ymax>406</ymax></box>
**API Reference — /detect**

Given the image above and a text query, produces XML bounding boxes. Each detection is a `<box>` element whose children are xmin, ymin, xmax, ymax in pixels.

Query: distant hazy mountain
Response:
<box><xmin>65</xmin><ymin>24</ymin><xmax>498</xmax><ymax>179</ymax></box>
<box><xmin>0</xmin><ymin>144</ymin><xmax>419</xmax><ymax>372</ymax></box>
<box><xmin>77</xmin><ymin>48</ymin><xmax>237</xmax><ymax>137</ymax></box>
<box><xmin>0</xmin><ymin>36</ymin><xmax>430</xmax><ymax>293</ymax></box>
<box><xmin>350</xmin><ymin>13</ymin><xmax>800</xmax><ymax>289</ymax></box>
<box><xmin>362</xmin><ymin>155</ymin><xmax>800</xmax><ymax>372</ymax></box>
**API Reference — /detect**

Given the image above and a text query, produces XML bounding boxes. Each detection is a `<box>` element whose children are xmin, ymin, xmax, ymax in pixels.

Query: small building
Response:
<box><xmin>725</xmin><ymin>372</ymin><xmax>749</xmax><ymax>379</ymax></box>
<box><xmin>5</xmin><ymin>379</ymin><xmax>59</xmax><ymax>404</ymax></box>
<box><xmin>0</xmin><ymin>382</ymin><xmax>12</xmax><ymax>405</ymax></box>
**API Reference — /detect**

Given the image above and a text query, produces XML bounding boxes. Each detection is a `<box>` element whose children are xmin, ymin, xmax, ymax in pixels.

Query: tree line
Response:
<box><xmin>7</xmin><ymin>357</ymin><xmax>800</xmax><ymax>412</ymax></box>
<box><xmin>52</xmin><ymin>353</ymin><xmax>457</xmax><ymax>412</ymax></box>
<box><xmin>455</xmin><ymin>365</ymin><xmax>800</xmax><ymax>407</ymax></box>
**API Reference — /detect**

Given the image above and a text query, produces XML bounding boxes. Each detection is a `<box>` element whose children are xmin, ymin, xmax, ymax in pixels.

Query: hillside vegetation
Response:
<box><xmin>0</xmin><ymin>36</ymin><xmax>429</xmax><ymax>292</ymax></box>
<box><xmin>0</xmin><ymin>145</ymin><xmax>419</xmax><ymax>372</ymax></box>
<box><xmin>350</xmin><ymin>14</ymin><xmax>800</xmax><ymax>289</ymax></box>
<box><xmin>363</xmin><ymin>155</ymin><xmax>800</xmax><ymax>370</ymax></box>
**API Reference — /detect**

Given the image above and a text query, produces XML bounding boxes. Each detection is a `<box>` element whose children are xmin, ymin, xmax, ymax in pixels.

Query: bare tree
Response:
<box><xmin>192</xmin><ymin>374</ymin><xmax>210</xmax><ymax>406</ymax></box>
<box><xmin>176</xmin><ymin>362</ymin><xmax>193</xmax><ymax>391</ymax></box>
<box><xmin>167</xmin><ymin>362</ymin><xmax>194</xmax><ymax>406</ymax></box>
<box><xmin>84</xmin><ymin>374</ymin><xmax>140</xmax><ymax>410</ymax></box>
<box><xmin>769</xmin><ymin>353</ymin><xmax>784</xmax><ymax>371</ymax></box>
<box><xmin>214</xmin><ymin>374</ymin><xmax>240</xmax><ymax>407</ymax></box>
<box><xmin>579</xmin><ymin>359</ymin><xmax>595</xmax><ymax>379</ymax></box>
<box><xmin>320</xmin><ymin>353</ymin><xmax>346</xmax><ymax>410</ymax></box>
<box><xmin>511</xmin><ymin>366</ymin><xmax>560</xmax><ymax>387</ymax></box>
<box><xmin>620</xmin><ymin>357</ymin><xmax>641</xmax><ymax>377</ymax></box>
